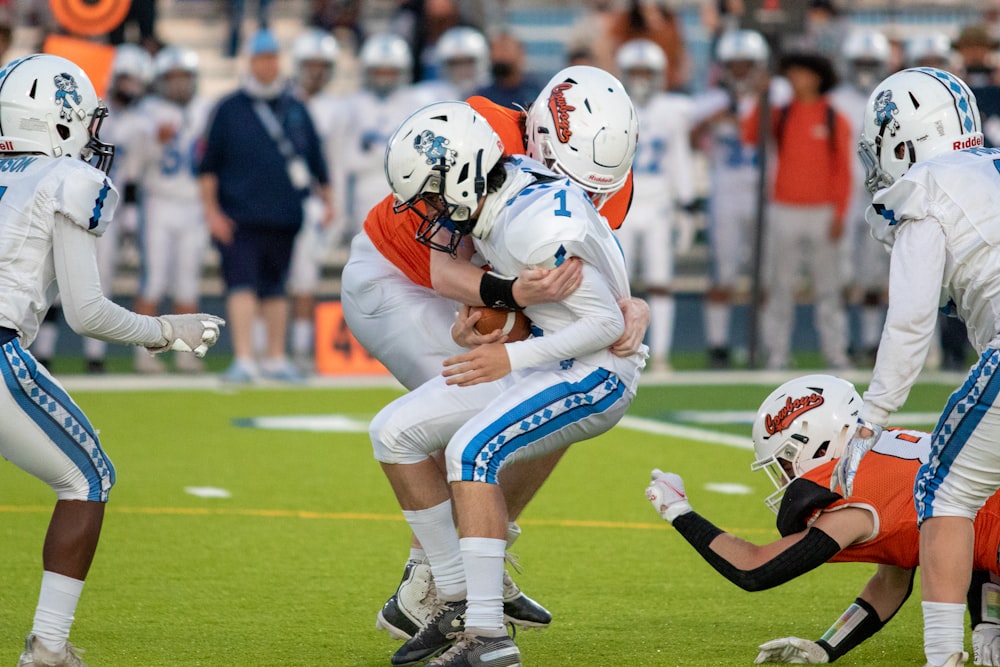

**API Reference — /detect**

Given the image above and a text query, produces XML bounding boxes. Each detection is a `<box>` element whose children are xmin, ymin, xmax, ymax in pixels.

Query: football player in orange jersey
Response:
<box><xmin>646</xmin><ymin>375</ymin><xmax>1000</xmax><ymax>667</ymax></box>
<box><xmin>341</xmin><ymin>66</ymin><xmax>648</xmax><ymax>641</ymax></box>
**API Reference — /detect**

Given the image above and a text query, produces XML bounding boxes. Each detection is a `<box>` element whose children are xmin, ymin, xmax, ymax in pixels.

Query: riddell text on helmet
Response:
<box><xmin>954</xmin><ymin>135</ymin><xmax>984</xmax><ymax>150</ymax></box>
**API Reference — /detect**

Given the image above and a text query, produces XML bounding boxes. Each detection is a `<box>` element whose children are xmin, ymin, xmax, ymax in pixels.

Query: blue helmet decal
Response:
<box><xmin>872</xmin><ymin>89</ymin><xmax>899</xmax><ymax>136</ymax></box>
<box><xmin>413</xmin><ymin>129</ymin><xmax>457</xmax><ymax>166</ymax></box>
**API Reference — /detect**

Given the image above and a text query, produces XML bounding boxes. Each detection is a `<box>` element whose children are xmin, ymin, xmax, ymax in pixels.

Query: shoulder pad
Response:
<box><xmin>776</xmin><ymin>477</ymin><xmax>843</xmax><ymax>537</ymax></box>
<box><xmin>54</xmin><ymin>163</ymin><xmax>119</xmax><ymax>237</ymax></box>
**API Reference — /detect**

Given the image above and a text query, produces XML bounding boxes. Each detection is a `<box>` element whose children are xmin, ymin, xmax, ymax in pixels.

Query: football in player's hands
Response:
<box><xmin>470</xmin><ymin>306</ymin><xmax>532</xmax><ymax>341</ymax></box>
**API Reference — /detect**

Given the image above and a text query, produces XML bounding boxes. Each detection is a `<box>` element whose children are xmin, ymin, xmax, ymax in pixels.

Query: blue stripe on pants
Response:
<box><xmin>1</xmin><ymin>338</ymin><xmax>113</xmax><ymax>501</ymax></box>
<box><xmin>916</xmin><ymin>348</ymin><xmax>1000</xmax><ymax>522</ymax></box>
<box><xmin>460</xmin><ymin>368</ymin><xmax>625</xmax><ymax>484</ymax></box>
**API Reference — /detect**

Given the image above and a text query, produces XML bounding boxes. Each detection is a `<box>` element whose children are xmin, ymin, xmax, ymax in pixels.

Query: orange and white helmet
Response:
<box><xmin>751</xmin><ymin>375</ymin><xmax>862</xmax><ymax>513</ymax></box>
<box><xmin>524</xmin><ymin>66</ymin><xmax>638</xmax><ymax>210</ymax></box>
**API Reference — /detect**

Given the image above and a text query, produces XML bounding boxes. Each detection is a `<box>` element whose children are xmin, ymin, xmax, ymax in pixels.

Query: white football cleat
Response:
<box><xmin>18</xmin><ymin>634</ymin><xmax>87</xmax><ymax>667</ymax></box>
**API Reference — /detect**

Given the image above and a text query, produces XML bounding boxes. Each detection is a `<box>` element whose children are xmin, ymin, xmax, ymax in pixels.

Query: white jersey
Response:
<box><xmin>860</xmin><ymin>146</ymin><xmax>1000</xmax><ymax>425</ymax></box>
<box><xmin>831</xmin><ymin>83</ymin><xmax>873</xmax><ymax>225</ymax></box>
<box><xmin>331</xmin><ymin>86</ymin><xmax>425</xmax><ymax>233</ymax></box>
<box><xmin>693</xmin><ymin>86</ymin><xmax>759</xmax><ymax>194</ymax></box>
<box><xmin>472</xmin><ymin>157</ymin><xmax>646</xmax><ymax>385</ymax></box>
<box><xmin>103</xmin><ymin>99</ymin><xmax>147</xmax><ymax>187</ymax></box>
<box><xmin>629</xmin><ymin>92</ymin><xmax>695</xmax><ymax>215</ymax></box>
<box><xmin>0</xmin><ymin>157</ymin><xmax>159</xmax><ymax>347</ymax></box>
<box><xmin>133</xmin><ymin>95</ymin><xmax>213</xmax><ymax>202</ymax></box>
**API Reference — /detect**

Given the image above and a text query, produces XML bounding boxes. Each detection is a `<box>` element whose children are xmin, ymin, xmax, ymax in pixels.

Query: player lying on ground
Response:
<box><xmin>646</xmin><ymin>375</ymin><xmax>1000</xmax><ymax>666</ymax></box>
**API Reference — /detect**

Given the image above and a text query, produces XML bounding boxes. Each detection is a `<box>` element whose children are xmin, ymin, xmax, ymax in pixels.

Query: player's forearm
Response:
<box><xmin>430</xmin><ymin>251</ymin><xmax>492</xmax><ymax>305</ymax></box>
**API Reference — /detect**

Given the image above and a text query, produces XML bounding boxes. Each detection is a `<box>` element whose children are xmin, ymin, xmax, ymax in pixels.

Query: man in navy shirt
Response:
<box><xmin>199</xmin><ymin>29</ymin><xmax>332</xmax><ymax>383</ymax></box>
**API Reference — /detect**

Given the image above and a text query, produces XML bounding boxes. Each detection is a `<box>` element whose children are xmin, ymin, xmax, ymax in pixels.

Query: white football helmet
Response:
<box><xmin>153</xmin><ymin>46</ymin><xmax>199</xmax><ymax>105</ymax></box>
<box><xmin>615</xmin><ymin>39</ymin><xmax>666</xmax><ymax>106</ymax></box>
<box><xmin>434</xmin><ymin>26</ymin><xmax>490</xmax><ymax>97</ymax></box>
<box><xmin>524</xmin><ymin>66</ymin><xmax>638</xmax><ymax>209</ymax></box>
<box><xmin>292</xmin><ymin>28</ymin><xmax>338</xmax><ymax>95</ymax></box>
<box><xmin>906</xmin><ymin>33</ymin><xmax>953</xmax><ymax>69</ymax></box>
<box><xmin>0</xmin><ymin>54</ymin><xmax>114</xmax><ymax>173</ymax></box>
<box><xmin>859</xmin><ymin>67</ymin><xmax>983</xmax><ymax>194</ymax></box>
<box><xmin>751</xmin><ymin>375</ymin><xmax>863</xmax><ymax>513</ymax></box>
<box><xmin>385</xmin><ymin>101</ymin><xmax>504</xmax><ymax>254</ymax></box>
<box><xmin>716</xmin><ymin>29</ymin><xmax>769</xmax><ymax>64</ymax></box>
<box><xmin>843</xmin><ymin>29</ymin><xmax>892</xmax><ymax>91</ymax></box>
<box><xmin>110</xmin><ymin>43</ymin><xmax>153</xmax><ymax>106</ymax></box>
<box><xmin>359</xmin><ymin>33</ymin><xmax>413</xmax><ymax>98</ymax></box>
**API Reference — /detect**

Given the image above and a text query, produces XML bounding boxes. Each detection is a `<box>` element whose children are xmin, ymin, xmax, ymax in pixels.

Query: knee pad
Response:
<box><xmin>369</xmin><ymin>406</ymin><xmax>431</xmax><ymax>465</ymax></box>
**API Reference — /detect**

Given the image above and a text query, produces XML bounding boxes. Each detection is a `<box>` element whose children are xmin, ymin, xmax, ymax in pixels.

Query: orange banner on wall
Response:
<box><xmin>314</xmin><ymin>301</ymin><xmax>390</xmax><ymax>376</ymax></box>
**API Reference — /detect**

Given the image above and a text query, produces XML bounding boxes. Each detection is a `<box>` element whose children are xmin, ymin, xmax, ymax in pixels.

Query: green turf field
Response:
<box><xmin>0</xmin><ymin>375</ymin><xmax>961</xmax><ymax>665</ymax></box>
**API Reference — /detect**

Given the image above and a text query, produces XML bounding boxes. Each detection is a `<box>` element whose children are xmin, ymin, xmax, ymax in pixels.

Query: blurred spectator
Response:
<box><xmin>199</xmin><ymin>30</ymin><xmax>332</xmax><ymax>383</ymax></box>
<box><xmin>743</xmin><ymin>52</ymin><xmax>852</xmax><ymax>370</ymax></box>
<box><xmin>414</xmin><ymin>25</ymin><xmax>490</xmax><ymax>101</ymax></box>
<box><xmin>784</xmin><ymin>0</ymin><xmax>848</xmax><ymax>61</ymax></box>
<box><xmin>109</xmin><ymin>0</ymin><xmax>158</xmax><ymax>51</ymax></box>
<box><xmin>700</xmin><ymin>0</ymin><xmax>744</xmax><ymax>57</ymax></box>
<box><xmin>953</xmin><ymin>25</ymin><xmax>1000</xmax><ymax>87</ymax></box>
<box><xmin>690</xmin><ymin>29</ymin><xmax>780</xmax><ymax>368</ymax></box>
<box><xmin>606</xmin><ymin>0</ymin><xmax>690</xmax><ymax>91</ymax></box>
<box><xmin>130</xmin><ymin>46</ymin><xmax>213</xmax><ymax>374</ymax></box>
<box><xmin>309</xmin><ymin>0</ymin><xmax>363</xmax><ymax>50</ymax></box>
<box><xmin>831</xmin><ymin>30</ymin><xmax>892</xmax><ymax>367</ymax></box>
<box><xmin>226</xmin><ymin>0</ymin><xmax>273</xmax><ymax>58</ymax></box>
<box><xmin>390</xmin><ymin>0</ymin><xmax>498</xmax><ymax>84</ymax></box>
<box><xmin>615</xmin><ymin>38</ymin><xmax>696</xmax><ymax>373</ymax></box>
<box><xmin>472</xmin><ymin>31</ymin><xmax>541</xmax><ymax>109</ymax></box>
<box><xmin>0</xmin><ymin>3</ymin><xmax>12</xmax><ymax>63</ymax></box>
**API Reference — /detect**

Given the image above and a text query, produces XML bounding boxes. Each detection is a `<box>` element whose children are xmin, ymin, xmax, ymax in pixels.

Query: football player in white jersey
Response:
<box><xmin>690</xmin><ymin>29</ymin><xmax>787</xmax><ymax>368</ymax></box>
<box><xmin>830</xmin><ymin>29</ymin><xmax>892</xmax><ymax>366</ymax></box>
<box><xmin>0</xmin><ymin>54</ymin><xmax>223</xmax><ymax>667</ymax></box>
<box><xmin>833</xmin><ymin>68</ymin><xmax>1000</xmax><ymax>667</ymax></box>
<box><xmin>375</xmin><ymin>101</ymin><xmax>645</xmax><ymax>666</ymax></box>
<box><xmin>415</xmin><ymin>26</ymin><xmax>491</xmax><ymax>103</ymax></box>
<box><xmin>615</xmin><ymin>38</ymin><xmax>696</xmax><ymax>373</ymax></box>
<box><xmin>130</xmin><ymin>45</ymin><xmax>214</xmax><ymax>374</ymax></box>
<box><xmin>287</xmin><ymin>28</ymin><xmax>341</xmax><ymax>371</ymax></box>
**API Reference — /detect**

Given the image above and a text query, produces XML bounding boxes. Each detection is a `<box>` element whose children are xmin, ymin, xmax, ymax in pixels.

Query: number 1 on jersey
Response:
<box><xmin>553</xmin><ymin>189</ymin><xmax>571</xmax><ymax>218</ymax></box>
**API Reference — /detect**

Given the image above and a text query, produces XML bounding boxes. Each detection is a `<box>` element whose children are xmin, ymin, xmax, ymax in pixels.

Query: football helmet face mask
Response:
<box><xmin>359</xmin><ymin>33</ymin><xmax>413</xmax><ymax>98</ymax></box>
<box><xmin>385</xmin><ymin>102</ymin><xmax>504</xmax><ymax>254</ymax></box>
<box><xmin>0</xmin><ymin>54</ymin><xmax>114</xmax><ymax>173</ymax></box>
<box><xmin>615</xmin><ymin>39</ymin><xmax>666</xmax><ymax>106</ymax></box>
<box><xmin>524</xmin><ymin>66</ymin><xmax>638</xmax><ymax>210</ymax></box>
<box><xmin>153</xmin><ymin>46</ymin><xmax>199</xmax><ymax>105</ymax></box>
<box><xmin>859</xmin><ymin>67</ymin><xmax>983</xmax><ymax>194</ymax></box>
<box><xmin>751</xmin><ymin>375</ymin><xmax>862</xmax><ymax>513</ymax></box>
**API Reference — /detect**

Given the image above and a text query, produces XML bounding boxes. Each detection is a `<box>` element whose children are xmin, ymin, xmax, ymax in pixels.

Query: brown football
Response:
<box><xmin>470</xmin><ymin>306</ymin><xmax>532</xmax><ymax>341</ymax></box>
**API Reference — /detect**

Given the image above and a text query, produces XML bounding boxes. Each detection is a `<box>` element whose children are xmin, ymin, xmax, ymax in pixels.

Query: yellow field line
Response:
<box><xmin>0</xmin><ymin>504</ymin><xmax>778</xmax><ymax>535</ymax></box>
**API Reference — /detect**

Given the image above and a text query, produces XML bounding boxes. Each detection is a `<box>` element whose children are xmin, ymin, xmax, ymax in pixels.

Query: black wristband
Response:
<box><xmin>816</xmin><ymin>597</ymin><xmax>886</xmax><ymax>662</ymax></box>
<box><xmin>479</xmin><ymin>271</ymin><xmax>521</xmax><ymax>311</ymax></box>
<box><xmin>123</xmin><ymin>182</ymin><xmax>138</xmax><ymax>204</ymax></box>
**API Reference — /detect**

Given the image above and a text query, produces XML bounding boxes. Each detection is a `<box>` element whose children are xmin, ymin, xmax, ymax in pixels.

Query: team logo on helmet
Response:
<box><xmin>547</xmin><ymin>82</ymin><xmax>575</xmax><ymax>143</ymax></box>
<box><xmin>873</xmin><ymin>89</ymin><xmax>900</xmax><ymax>137</ymax></box>
<box><xmin>763</xmin><ymin>393</ymin><xmax>825</xmax><ymax>436</ymax></box>
<box><xmin>53</xmin><ymin>72</ymin><xmax>82</xmax><ymax>121</ymax></box>
<box><xmin>413</xmin><ymin>130</ymin><xmax>457</xmax><ymax>166</ymax></box>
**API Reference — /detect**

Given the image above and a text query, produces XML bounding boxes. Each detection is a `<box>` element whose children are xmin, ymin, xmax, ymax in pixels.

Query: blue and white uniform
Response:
<box><xmin>0</xmin><ymin>157</ymin><xmax>165</xmax><ymax>501</ymax></box>
<box><xmin>371</xmin><ymin>157</ymin><xmax>646</xmax><ymax>483</ymax></box>
<box><xmin>858</xmin><ymin>146</ymin><xmax>1000</xmax><ymax>522</ymax></box>
<box><xmin>132</xmin><ymin>93</ymin><xmax>213</xmax><ymax>305</ymax></box>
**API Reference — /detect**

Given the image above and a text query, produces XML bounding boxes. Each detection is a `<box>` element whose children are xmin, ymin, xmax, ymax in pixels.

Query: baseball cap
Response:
<box><xmin>249</xmin><ymin>29</ymin><xmax>280</xmax><ymax>56</ymax></box>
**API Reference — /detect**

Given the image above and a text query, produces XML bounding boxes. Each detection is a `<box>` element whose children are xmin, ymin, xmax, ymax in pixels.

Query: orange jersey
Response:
<box><xmin>363</xmin><ymin>96</ymin><xmax>635</xmax><ymax>288</ymax></box>
<box><xmin>791</xmin><ymin>444</ymin><xmax>1000</xmax><ymax>572</ymax></box>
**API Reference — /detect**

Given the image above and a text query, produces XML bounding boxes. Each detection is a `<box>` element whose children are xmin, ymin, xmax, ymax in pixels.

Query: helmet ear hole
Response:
<box><xmin>893</xmin><ymin>142</ymin><xmax>906</xmax><ymax>159</ymax></box>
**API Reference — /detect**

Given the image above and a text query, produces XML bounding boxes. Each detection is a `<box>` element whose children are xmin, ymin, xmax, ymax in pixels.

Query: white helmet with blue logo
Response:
<box><xmin>384</xmin><ymin>101</ymin><xmax>503</xmax><ymax>253</ymax></box>
<box><xmin>859</xmin><ymin>67</ymin><xmax>983</xmax><ymax>193</ymax></box>
<box><xmin>615</xmin><ymin>39</ymin><xmax>666</xmax><ymax>105</ymax></box>
<box><xmin>0</xmin><ymin>54</ymin><xmax>114</xmax><ymax>172</ymax></box>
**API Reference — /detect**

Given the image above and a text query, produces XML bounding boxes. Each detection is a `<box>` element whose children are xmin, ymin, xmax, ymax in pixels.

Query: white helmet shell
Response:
<box><xmin>524</xmin><ymin>65</ymin><xmax>638</xmax><ymax>207</ymax></box>
<box><xmin>112</xmin><ymin>43</ymin><xmax>154</xmax><ymax>84</ymax></box>
<box><xmin>715</xmin><ymin>29</ymin><xmax>769</xmax><ymax>63</ymax></box>
<box><xmin>359</xmin><ymin>33</ymin><xmax>413</xmax><ymax>95</ymax></box>
<box><xmin>153</xmin><ymin>45</ymin><xmax>199</xmax><ymax>77</ymax></box>
<box><xmin>843</xmin><ymin>29</ymin><xmax>891</xmax><ymax>64</ymax></box>
<box><xmin>434</xmin><ymin>26</ymin><xmax>490</xmax><ymax>95</ymax></box>
<box><xmin>859</xmin><ymin>67</ymin><xmax>983</xmax><ymax>193</ymax></box>
<box><xmin>615</xmin><ymin>39</ymin><xmax>666</xmax><ymax>105</ymax></box>
<box><xmin>751</xmin><ymin>375</ymin><xmax>862</xmax><ymax>513</ymax></box>
<box><xmin>291</xmin><ymin>28</ymin><xmax>339</xmax><ymax>67</ymax></box>
<box><xmin>906</xmin><ymin>33</ymin><xmax>953</xmax><ymax>68</ymax></box>
<box><xmin>0</xmin><ymin>54</ymin><xmax>114</xmax><ymax>172</ymax></box>
<box><xmin>384</xmin><ymin>101</ymin><xmax>504</xmax><ymax>253</ymax></box>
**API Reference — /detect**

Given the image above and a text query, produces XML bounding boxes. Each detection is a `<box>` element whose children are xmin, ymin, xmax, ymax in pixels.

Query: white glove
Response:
<box><xmin>831</xmin><ymin>420</ymin><xmax>884</xmax><ymax>497</ymax></box>
<box><xmin>974</xmin><ymin>623</ymin><xmax>1000</xmax><ymax>666</ymax></box>
<box><xmin>755</xmin><ymin>637</ymin><xmax>829</xmax><ymax>664</ymax></box>
<box><xmin>149</xmin><ymin>314</ymin><xmax>226</xmax><ymax>358</ymax></box>
<box><xmin>645</xmin><ymin>469</ymin><xmax>692</xmax><ymax>523</ymax></box>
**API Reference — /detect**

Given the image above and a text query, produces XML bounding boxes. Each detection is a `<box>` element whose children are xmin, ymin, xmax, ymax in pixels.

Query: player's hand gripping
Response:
<box><xmin>611</xmin><ymin>297</ymin><xmax>650</xmax><ymax>357</ymax></box>
<box><xmin>645</xmin><ymin>469</ymin><xmax>692</xmax><ymax>523</ymax></box>
<box><xmin>442</xmin><ymin>343</ymin><xmax>511</xmax><ymax>387</ymax></box>
<box><xmin>831</xmin><ymin>420</ymin><xmax>884</xmax><ymax>497</ymax></box>
<box><xmin>754</xmin><ymin>637</ymin><xmax>829</xmax><ymax>664</ymax></box>
<box><xmin>512</xmin><ymin>257</ymin><xmax>582</xmax><ymax>306</ymax></box>
<box><xmin>974</xmin><ymin>624</ymin><xmax>1000</xmax><ymax>666</ymax></box>
<box><xmin>451</xmin><ymin>305</ymin><xmax>508</xmax><ymax>348</ymax></box>
<box><xmin>148</xmin><ymin>314</ymin><xmax>226</xmax><ymax>358</ymax></box>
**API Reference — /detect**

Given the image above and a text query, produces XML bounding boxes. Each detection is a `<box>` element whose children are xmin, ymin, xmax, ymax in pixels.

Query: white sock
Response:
<box><xmin>923</xmin><ymin>601</ymin><xmax>966</xmax><ymax>665</ymax></box>
<box><xmin>648</xmin><ymin>295</ymin><xmax>673</xmax><ymax>361</ymax></box>
<box><xmin>34</xmin><ymin>322</ymin><xmax>58</xmax><ymax>359</ymax></box>
<box><xmin>408</xmin><ymin>547</ymin><xmax>427</xmax><ymax>563</ymax></box>
<box><xmin>505</xmin><ymin>522</ymin><xmax>520</xmax><ymax>549</ymax></box>
<box><xmin>82</xmin><ymin>336</ymin><xmax>105</xmax><ymax>360</ymax></box>
<box><xmin>291</xmin><ymin>319</ymin><xmax>313</xmax><ymax>357</ymax></box>
<box><xmin>460</xmin><ymin>537</ymin><xmax>507</xmax><ymax>635</ymax></box>
<box><xmin>705</xmin><ymin>302</ymin><xmax>730</xmax><ymax>349</ymax></box>
<box><xmin>860</xmin><ymin>306</ymin><xmax>884</xmax><ymax>349</ymax></box>
<box><xmin>32</xmin><ymin>571</ymin><xmax>84</xmax><ymax>653</ymax></box>
<box><xmin>402</xmin><ymin>501</ymin><xmax>465</xmax><ymax>600</ymax></box>
<box><xmin>252</xmin><ymin>318</ymin><xmax>267</xmax><ymax>357</ymax></box>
